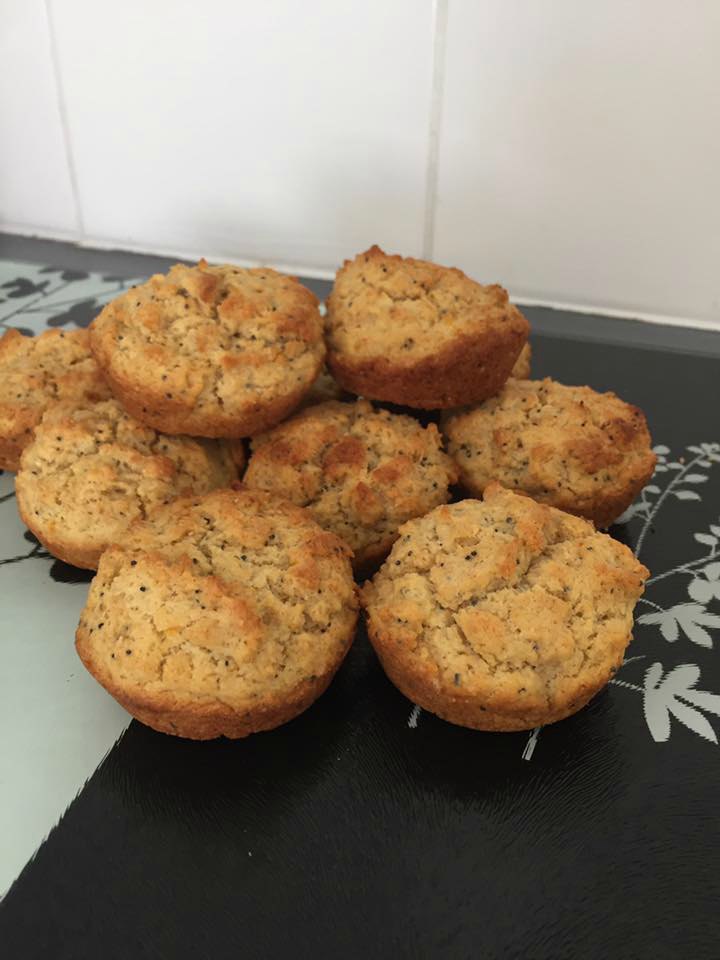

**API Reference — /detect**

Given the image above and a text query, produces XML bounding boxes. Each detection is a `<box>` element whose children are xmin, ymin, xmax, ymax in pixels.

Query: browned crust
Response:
<box><xmin>296</xmin><ymin>367</ymin><xmax>352</xmax><ymax>411</ymax></box>
<box><xmin>228</xmin><ymin>439</ymin><xmax>247</xmax><ymax>475</ymax></box>
<box><xmin>15</xmin><ymin>491</ymin><xmax>101</xmax><ymax>569</ymax></box>
<box><xmin>88</xmin><ymin>263</ymin><xmax>325</xmax><ymax>440</ymax></box>
<box><xmin>90</xmin><ymin>349</ymin><xmax>322</xmax><ymax>438</ymax></box>
<box><xmin>15</xmin><ymin>412</ymin><xmax>247</xmax><ymax>571</ymax></box>
<box><xmin>351</xmin><ymin>536</ymin><xmax>397</xmax><ymax>579</ymax></box>
<box><xmin>0</xmin><ymin>435</ymin><xmax>24</xmax><ymax>472</ymax></box>
<box><xmin>455</xmin><ymin>439</ymin><xmax>656</xmax><ymax>530</ymax></box>
<box><xmin>587</xmin><ymin>468</ymin><xmax>655</xmax><ymax>528</ymax></box>
<box><xmin>365</xmin><ymin>615</ymin><xmax>611</xmax><ymax>732</ymax></box>
<box><xmin>76</xmin><ymin>619</ymin><xmax>356</xmax><ymax>740</ymax></box>
<box><xmin>327</xmin><ymin>322</ymin><xmax>528</xmax><ymax>410</ymax></box>
<box><xmin>0</xmin><ymin>328</ymin><xmax>111</xmax><ymax>467</ymax></box>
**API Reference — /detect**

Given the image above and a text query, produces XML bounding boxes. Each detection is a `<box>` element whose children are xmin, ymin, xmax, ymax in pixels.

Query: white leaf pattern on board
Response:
<box><xmin>643</xmin><ymin>663</ymin><xmax>720</xmax><ymax>744</ymax></box>
<box><xmin>523</xmin><ymin>440</ymin><xmax>720</xmax><ymax>759</ymax></box>
<box><xmin>638</xmin><ymin>603</ymin><xmax>720</xmax><ymax>649</ymax></box>
<box><xmin>687</xmin><ymin>562</ymin><xmax>720</xmax><ymax>603</ymax></box>
<box><xmin>0</xmin><ymin>260</ymin><xmax>142</xmax><ymax>335</ymax></box>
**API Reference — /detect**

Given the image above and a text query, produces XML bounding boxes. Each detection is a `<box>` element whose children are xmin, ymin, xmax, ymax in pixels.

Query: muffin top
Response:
<box><xmin>76</xmin><ymin>488</ymin><xmax>358</xmax><ymax>711</ymax></box>
<box><xmin>444</xmin><ymin>378</ymin><xmax>656</xmax><ymax>526</ymax></box>
<box><xmin>244</xmin><ymin>399</ymin><xmax>458</xmax><ymax>567</ymax></box>
<box><xmin>326</xmin><ymin>245</ymin><xmax>527</xmax><ymax>364</ymax></box>
<box><xmin>16</xmin><ymin>399</ymin><xmax>243</xmax><ymax>568</ymax></box>
<box><xmin>0</xmin><ymin>328</ymin><xmax>111</xmax><ymax>468</ymax></box>
<box><xmin>89</xmin><ymin>260</ymin><xmax>325</xmax><ymax>435</ymax></box>
<box><xmin>362</xmin><ymin>484</ymin><xmax>648</xmax><ymax>721</ymax></box>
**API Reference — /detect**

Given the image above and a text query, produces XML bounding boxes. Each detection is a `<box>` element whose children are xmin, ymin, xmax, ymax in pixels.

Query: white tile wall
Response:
<box><xmin>48</xmin><ymin>0</ymin><xmax>435</xmax><ymax>271</ymax></box>
<box><xmin>1</xmin><ymin>0</ymin><xmax>719</xmax><ymax>325</ymax></box>
<box><xmin>0</xmin><ymin>1</ymin><xmax>78</xmax><ymax>234</ymax></box>
<box><xmin>434</xmin><ymin>0</ymin><xmax>720</xmax><ymax>324</ymax></box>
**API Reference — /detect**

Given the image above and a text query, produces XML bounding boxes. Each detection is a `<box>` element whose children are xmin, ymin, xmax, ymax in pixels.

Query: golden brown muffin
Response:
<box><xmin>89</xmin><ymin>260</ymin><xmax>325</xmax><ymax>438</ymax></box>
<box><xmin>16</xmin><ymin>399</ymin><xmax>244</xmax><ymax>569</ymax></box>
<box><xmin>0</xmin><ymin>328</ymin><xmax>111</xmax><ymax>471</ymax></box>
<box><xmin>444</xmin><ymin>378</ymin><xmax>656</xmax><ymax>528</ymax></box>
<box><xmin>325</xmin><ymin>246</ymin><xmax>528</xmax><ymax>409</ymax></box>
<box><xmin>362</xmin><ymin>484</ymin><xmax>648</xmax><ymax>732</ymax></box>
<box><xmin>244</xmin><ymin>399</ymin><xmax>458</xmax><ymax>571</ymax></box>
<box><xmin>511</xmin><ymin>342</ymin><xmax>531</xmax><ymax>378</ymax></box>
<box><xmin>76</xmin><ymin>488</ymin><xmax>358</xmax><ymax>739</ymax></box>
<box><xmin>297</xmin><ymin>366</ymin><xmax>350</xmax><ymax>410</ymax></box>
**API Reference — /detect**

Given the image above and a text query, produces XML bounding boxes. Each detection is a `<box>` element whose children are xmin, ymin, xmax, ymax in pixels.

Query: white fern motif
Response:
<box><xmin>607</xmin><ymin>443</ymin><xmax>720</xmax><ymax>746</ymax></box>
<box><xmin>0</xmin><ymin>260</ymin><xmax>141</xmax><ymax>335</ymax></box>
<box><xmin>522</xmin><ymin>441</ymin><xmax>720</xmax><ymax>759</ymax></box>
<box><xmin>642</xmin><ymin>662</ymin><xmax>720</xmax><ymax>744</ymax></box>
<box><xmin>639</xmin><ymin>603</ymin><xmax>720</xmax><ymax>648</ymax></box>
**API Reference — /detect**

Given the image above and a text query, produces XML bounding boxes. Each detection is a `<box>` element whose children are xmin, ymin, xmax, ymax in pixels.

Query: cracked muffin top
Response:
<box><xmin>444</xmin><ymin>377</ymin><xmax>656</xmax><ymax>528</ymax></box>
<box><xmin>362</xmin><ymin>484</ymin><xmax>648</xmax><ymax>731</ymax></box>
<box><xmin>324</xmin><ymin>246</ymin><xmax>528</xmax><ymax>408</ymax></box>
<box><xmin>0</xmin><ymin>328</ymin><xmax>111</xmax><ymax>471</ymax></box>
<box><xmin>16</xmin><ymin>398</ymin><xmax>243</xmax><ymax>570</ymax></box>
<box><xmin>244</xmin><ymin>399</ymin><xmax>458</xmax><ymax>570</ymax></box>
<box><xmin>75</xmin><ymin>488</ymin><xmax>358</xmax><ymax>739</ymax></box>
<box><xmin>89</xmin><ymin>260</ymin><xmax>325</xmax><ymax>438</ymax></box>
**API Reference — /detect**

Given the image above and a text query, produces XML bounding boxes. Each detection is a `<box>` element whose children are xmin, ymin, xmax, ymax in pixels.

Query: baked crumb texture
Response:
<box><xmin>510</xmin><ymin>342</ymin><xmax>531</xmax><ymax>379</ymax></box>
<box><xmin>245</xmin><ymin>399</ymin><xmax>458</xmax><ymax>571</ymax></box>
<box><xmin>362</xmin><ymin>484</ymin><xmax>648</xmax><ymax>732</ymax></box>
<box><xmin>325</xmin><ymin>245</ymin><xmax>529</xmax><ymax>409</ymax></box>
<box><xmin>296</xmin><ymin>365</ymin><xmax>351</xmax><ymax>411</ymax></box>
<box><xmin>0</xmin><ymin>328</ymin><xmax>111</xmax><ymax>471</ymax></box>
<box><xmin>89</xmin><ymin>260</ymin><xmax>325</xmax><ymax>438</ymax></box>
<box><xmin>16</xmin><ymin>399</ymin><xmax>244</xmax><ymax>570</ymax></box>
<box><xmin>444</xmin><ymin>377</ymin><xmax>656</xmax><ymax>528</ymax></box>
<box><xmin>76</xmin><ymin>488</ymin><xmax>358</xmax><ymax>739</ymax></box>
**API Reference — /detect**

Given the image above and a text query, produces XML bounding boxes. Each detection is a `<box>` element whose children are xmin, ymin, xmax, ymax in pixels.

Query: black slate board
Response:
<box><xmin>2</xmin><ymin>326</ymin><xmax>720</xmax><ymax>959</ymax></box>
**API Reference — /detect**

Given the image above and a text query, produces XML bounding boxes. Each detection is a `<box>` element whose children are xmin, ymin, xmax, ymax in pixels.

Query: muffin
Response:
<box><xmin>76</xmin><ymin>488</ymin><xmax>358</xmax><ymax>739</ymax></box>
<box><xmin>244</xmin><ymin>399</ymin><xmax>458</xmax><ymax>571</ymax></box>
<box><xmin>362</xmin><ymin>484</ymin><xmax>648</xmax><ymax>732</ymax></box>
<box><xmin>16</xmin><ymin>399</ymin><xmax>244</xmax><ymax>569</ymax></box>
<box><xmin>297</xmin><ymin>366</ymin><xmax>349</xmax><ymax>410</ymax></box>
<box><xmin>511</xmin><ymin>342</ymin><xmax>531</xmax><ymax>379</ymax></box>
<box><xmin>89</xmin><ymin>260</ymin><xmax>325</xmax><ymax>438</ymax></box>
<box><xmin>444</xmin><ymin>378</ymin><xmax>656</xmax><ymax>528</ymax></box>
<box><xmin>0</xmin><ymin>328</ymin><xmax>111</xmax><ymax>471</ymax></box>
<box><xmin>325</xmin><ymin>246</ymin><xmax>529</xmax><ymax>409</ymax></box>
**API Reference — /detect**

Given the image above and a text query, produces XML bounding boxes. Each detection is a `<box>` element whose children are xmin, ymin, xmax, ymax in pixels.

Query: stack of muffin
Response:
<box><xmin>0</xmin><ymin>246</ymin><xmax>654</xmax><ymax>739</ymax></box>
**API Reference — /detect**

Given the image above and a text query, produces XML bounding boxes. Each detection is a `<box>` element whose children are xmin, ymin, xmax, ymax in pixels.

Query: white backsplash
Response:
<box><xmin>0</xmin><ymin>0</ymin><xmax>718</xmax><ymax>326</ymax></box>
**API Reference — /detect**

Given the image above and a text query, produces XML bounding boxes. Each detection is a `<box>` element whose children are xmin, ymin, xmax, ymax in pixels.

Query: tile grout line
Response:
<box><xmin>44</xmin><ymin>0</ymin><xmax>85</xmax><ymax>239</ymax></box>
<box><xmin>421</xmin><ymin>0</ymin><xmax>449</xmax><ymax>261</ymax></box>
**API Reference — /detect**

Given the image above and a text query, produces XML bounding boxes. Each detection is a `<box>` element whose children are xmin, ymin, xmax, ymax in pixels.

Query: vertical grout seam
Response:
<box><xmin>422</xmin><ymin>0</ymin><xmax>449</xmax><ymax>261</ymax></box>
<box><xmin>44</xmin><ymin>0</ymin><xmax>85</xmax><ymax>238</ymax></box>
